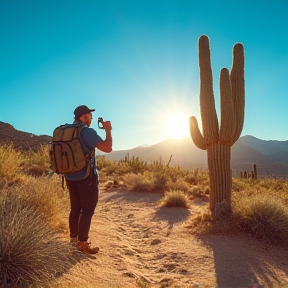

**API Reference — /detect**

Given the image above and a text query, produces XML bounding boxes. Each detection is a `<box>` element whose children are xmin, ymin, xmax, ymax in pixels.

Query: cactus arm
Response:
<box><xmin>230</xmin><ymin>43</ymin><xmax>245</xmax><ymax>145</ymax></box>
<box><xmin>189</xmin><ymin>116</ymin><xmax>207</xmax><ymax>150</ymax></box>
<box><xmin>219</xmin><ymin>68</ymin><xmax>236</xmax><ymax>143</ymax></box>
<box><xmin>198</xmin><ymin>35</ymin><xmax>219</xmax><ymax>143</ymax></box>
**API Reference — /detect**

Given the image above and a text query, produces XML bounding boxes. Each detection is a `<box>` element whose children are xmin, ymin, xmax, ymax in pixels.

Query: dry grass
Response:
<box><xmin>5</xmin><ymin>175</ymin><xmax>69</xmax><ymax>231</ymax></box>
<box><xmin>0</xmin><ymin>144</ymin><xmax>76</xmax><ymax>287</ymax></box>
<box><xmin>123</xmin><ymin>172</ymin><xmax>156</xmax><ymax>192</ymax></box>
<box><xmin>0</xmin><ymin>143</ymin><xmax>25</xmax><ymax>188</ymax></box>
<box><xmin>1</xmin><ymin>144</ymin><xmax>288</xmax><ymax>287</ymax></box>
<box><xmin>22</xmin><ymin>144</ymin><xmax>51</xmax><ymax>177</ymax></box>
<box><xmin>0</xmin><ymin>188</ymin><xmax>78</xmax><ymax>288</ymax></box>
<box><xmin>190</xmin><ymin>177</ymin><xmax>288</xmax><ymax>246</ymax></box>
<box><xmin>159</xmin><ymin>189</ymin><xmax>191</xmax><ymax>208</ymax></box>
<box><xmin>232</xmin><ymin>180</ymin><xmax>288</xmax><ymax>245</ymax></box>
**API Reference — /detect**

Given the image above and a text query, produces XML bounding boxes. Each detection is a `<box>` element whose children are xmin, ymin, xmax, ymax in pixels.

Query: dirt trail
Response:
<box><xmin>61</xmin><ymin>185</ymin><xmax>288</xmax><ymax>288</ymax></box>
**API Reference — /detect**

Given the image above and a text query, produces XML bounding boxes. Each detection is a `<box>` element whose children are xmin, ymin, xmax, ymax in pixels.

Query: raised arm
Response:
<box><xmin>96</xmin><ymin>121</ymin><xmax>112</xmax><ymax>153</ymax></box>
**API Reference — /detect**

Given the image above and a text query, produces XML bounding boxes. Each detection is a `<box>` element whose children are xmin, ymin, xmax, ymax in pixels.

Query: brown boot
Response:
<box><xmin>76</xmin><ymin>241</ymin><xmax>99</xmax><ymax>254</ymax></box>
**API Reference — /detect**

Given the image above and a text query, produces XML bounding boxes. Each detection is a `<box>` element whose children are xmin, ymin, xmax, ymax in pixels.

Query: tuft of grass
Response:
<box><xmin>22</xmin><ymin>144</ymin><xmax>51</xmax><ymax>177</ymax></box>
<box><xmin>167</xmin><ymin>178</ymin><xmax>190</xmax><ymax>193</ymax></box>
<box><xmin>0</xmin><ymin>190</ymin><xmax>76</xmax><ymax>287</ymax></box>
<box><xmin>189</xmin><ymin>178</ymin><xmax>288</xmax><ymax>246</ymax></box>
<box><xmin>3</xmin><ymin>175</ymin><xmax>69</xmax><ymax>232</ymax></box>
<box><xmin>188</xmin><ymin>185</ymin><xmax>209</xmax><ymax>201</ymax></box>
<box><xmin>159</xmin><ymin>190</ymin><xmax>190</xmax><ymax>208</ymax></box>
<box><xmin>232</xmin><ymin>193</ymin><xmax>288</xmax><ymax>245</ymax></box>
<box><xmin>0</xmin><ymin>143</ymin><xmax>25</xmax><ymax>187</ymax></box>
<box><xmin>123</xmin><ymin>172</ymin><xmax>155</xmax><ymax>192</ymax></box>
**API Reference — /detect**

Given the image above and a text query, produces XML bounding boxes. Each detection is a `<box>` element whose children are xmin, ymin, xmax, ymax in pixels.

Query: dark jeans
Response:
<box><xmin>66</xmin><ymin>173</ymin><xmax>99</xmax><ymax>242</ymax></box>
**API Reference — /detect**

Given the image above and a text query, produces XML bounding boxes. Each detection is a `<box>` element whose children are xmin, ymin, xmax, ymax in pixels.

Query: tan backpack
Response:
<box><xmin>50</xmin><ymin>123</ymin><xmax>92</xmax><ymax>177</ymax></box>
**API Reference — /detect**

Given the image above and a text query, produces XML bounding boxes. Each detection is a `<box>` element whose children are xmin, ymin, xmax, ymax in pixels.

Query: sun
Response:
<box><xmin>165</xmin><ymin>111</ymin><xmax>190</xmax><ymax>139</ymax></box>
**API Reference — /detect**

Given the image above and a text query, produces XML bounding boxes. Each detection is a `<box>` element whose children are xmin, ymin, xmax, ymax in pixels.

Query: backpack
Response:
<box><xmin>50</xmin><ymin>123</ymin><xmax>93</xmax><ymax>177</ymax></box>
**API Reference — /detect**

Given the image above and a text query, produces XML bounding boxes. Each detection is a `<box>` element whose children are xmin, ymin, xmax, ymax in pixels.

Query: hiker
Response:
<box><xmin>65</xmin><ymin>105</ymin><xmax>112</xmax><ymax>254</ymax></box>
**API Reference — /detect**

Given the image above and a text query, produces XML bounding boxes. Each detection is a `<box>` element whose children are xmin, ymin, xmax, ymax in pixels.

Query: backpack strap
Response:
<box><xmin>76</xmin><ymin>125</ymin><xmax>95</xmax><ymax>181</ymax></box>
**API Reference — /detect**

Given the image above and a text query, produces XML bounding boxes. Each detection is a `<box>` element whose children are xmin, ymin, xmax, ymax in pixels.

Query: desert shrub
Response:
<box><xmin>258</xmin><ymin>177</ymin><xmax>287</xmax><ymax>190</ymax></box>
<box><xmin>3</xmin><ymin>175</ymin><xmax>69</xmax><ymax>232</ymax></box>
<box><xmin>192</xmin><ymin>210</ymin><xmax>212</xmax><ymax>224</ymax></box>
<box><xmin>96</xmin><ymin>155</ymin><xmax>108</xmax><ymax>170</ymax></box>
<box><xmin>188</xmin><ymin>185</ymin><xmax>208</xmax><ymax>200</ymax></box>
<box><xmin>0</xmin><ymin>143</ymin><xmax>25</xmax><ymax>187</ymax></box>
<box><xmin>190</xmin><ymin>178</ymin><xmax>288</xmax><ymax>246</ymax></box>
<box><xmin>0</xmin><ymin>190</ymin><xmax>75</xmax><ymax>288</ymax></box>
<box><xmin>101</xmin><ymin>161</ymin><xmax>132</xmax><ymax>176</ymax></box>
<box><xmin>232</xmin><ymin>178</ymin><xmax>288</xmax><ymax>205</ymax></box>
<box><xmin>184</xmin><ymin>168</ymin><xmax>208</xmax><ymax>186</ymax></box>
<box><xmin>159</xmin><ymin>190</ymin><xmax>190</xmax><ymax>208</ymax></box>
<box><xmin>22</xmin><ymin>144</ymin><xmax>51</xmax><ymax>177</ymax></box>
<box><xmin>123</xmin><ymin>172</ymin><xmax>155</xmax><ymax>192</ymax></box>
<box><xmin>232</xmin><ymin>193</ymin><xmax>288</xmax><ymax>245</ymax></box>
<box><xmin>232</xmin><ymin>178</ymin><xmax>249</xmax><ymax>192</ymax></box>
<box><xmin>127</xmin><ymin>156</ymin><xmax>149</xmax><ymax>174</ymax></box>
<box><xmin>167</xmin><ymin>178</ymin><xmax>190</xmax><ymax>193</ymax></box>
<box><xmin>114</xmin><ymin>156</ymin><xmax>149</xmax><ymax>174</ymax></box>
<box><xmin>152</xmin><ymin>172</ymin><xmax>169</xmax><ymax>191</ymax></box>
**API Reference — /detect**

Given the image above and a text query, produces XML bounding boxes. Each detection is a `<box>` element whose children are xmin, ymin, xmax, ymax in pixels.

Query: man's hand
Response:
<box><xmin>102</xmin><ymin>121</ymin><xmax>112</xmax><ymax>131</ymax></box>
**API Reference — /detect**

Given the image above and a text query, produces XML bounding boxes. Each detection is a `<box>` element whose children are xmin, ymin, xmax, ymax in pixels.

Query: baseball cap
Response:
<box><xmin>74</xmin><ymin>105</ymin><xmax>95</xmax><ymax>119</ymax></box>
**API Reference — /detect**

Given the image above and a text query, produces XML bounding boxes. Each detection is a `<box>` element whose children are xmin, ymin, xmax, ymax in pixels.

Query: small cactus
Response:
<box><xmin>190</xmin><ymin>35</ymin><xmax>245</xmax><ymax>219</ymax></box>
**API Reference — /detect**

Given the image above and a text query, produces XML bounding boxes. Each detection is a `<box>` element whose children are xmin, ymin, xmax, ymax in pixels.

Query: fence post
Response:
<box><xmin>253</xmin><ymin>164</ymin><xmax>257</xmax><ymax>180</ymax></box>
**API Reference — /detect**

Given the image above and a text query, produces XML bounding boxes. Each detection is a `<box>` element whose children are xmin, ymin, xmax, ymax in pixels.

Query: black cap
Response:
<box><xmin>74</xmin><ymin>105</ymin><xmax>95</xmax><ymax>119</ymax></box>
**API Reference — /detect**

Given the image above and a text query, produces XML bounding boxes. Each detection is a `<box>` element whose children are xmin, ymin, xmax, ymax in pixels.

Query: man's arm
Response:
<box><xmin>96</xmin><ymin>121</ymin><xmax>112</xmax><ymax>153</ymax></box>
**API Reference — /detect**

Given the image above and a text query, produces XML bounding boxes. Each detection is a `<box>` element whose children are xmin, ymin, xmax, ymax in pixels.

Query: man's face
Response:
<box><xmin>81</xmin><ymin>112</ymin><xmax>93</xmax><ymax>127</ymax></box>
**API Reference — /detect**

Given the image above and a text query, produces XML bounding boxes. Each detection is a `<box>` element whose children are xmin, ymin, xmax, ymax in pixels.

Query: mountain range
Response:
<box><xmin>104</xmin><ymin>135</ymin><xmax>288</xmax><ymax>178</ymax></box>
<box><xmin>0</xmin><ymin>121</ymin><xmax>287</xmax><ymax>178</ymax></box>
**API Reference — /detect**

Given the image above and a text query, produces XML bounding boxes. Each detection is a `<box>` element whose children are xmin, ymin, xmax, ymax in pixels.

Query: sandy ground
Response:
<box><xmin>58</xmin><ymin>183</ymin><xmax>288</xmax><ymax>288</ymax></box>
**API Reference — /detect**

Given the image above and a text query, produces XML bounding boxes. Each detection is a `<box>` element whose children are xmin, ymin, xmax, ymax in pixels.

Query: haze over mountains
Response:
<box><xmin>0</xmin><ymin>121</ymin><xmax>287</xmax><ymax>178</ymax></box>
<box><xmin>104</xmin><ymin>135</ymin><xmax>288</xmax><ymax>178</ymax></box>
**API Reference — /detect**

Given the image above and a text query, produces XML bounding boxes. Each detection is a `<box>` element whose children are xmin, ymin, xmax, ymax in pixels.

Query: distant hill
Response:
<box><xmin>0</xmin><ymin>121</ymin><xmax>52</xmax><ymax>151</ymax></box>
<box><xmin>237</xmin><ymin>135</ymin><xmax>288</xmax><ymax>165</ymax></box>
<box><xmin>237</xmin><ymin>135</ymin><xmax>288</xmax><ymax>155</ymax></box>
<box><xmin>105</xmin><ymin>136</ymin><xmax>288</xmax><ymax>178</ymax></box>
<box><xmin>0</xmin><ymin>121</ymin><xmax>287</xmax><ymax>178</ymax></box>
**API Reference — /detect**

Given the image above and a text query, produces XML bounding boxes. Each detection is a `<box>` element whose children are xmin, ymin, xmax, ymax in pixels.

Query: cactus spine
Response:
<box><xmin>190</xmin><ymin>35</ymin><xmax>245</xmax><ymax>218</ymax></box>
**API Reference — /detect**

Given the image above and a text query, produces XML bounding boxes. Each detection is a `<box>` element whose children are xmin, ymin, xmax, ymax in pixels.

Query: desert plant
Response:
<box><xmin>22</xmin><ymin>144</ymin><xmax>51</xmax><ymax>177</ymax></box>
<box><xmin>123</xmin><ymin>172</ymin><xmax>155</xmax><ymax>192</ymax></box>
<box><xmin>167</xmin><ymin>178</ymin><xmax>190</xmax><ymax>193</ymax></box>
<box><xmin>3</xmin><ymin>175</ymin><xmax>69</xmax><ymax>232</ymax></box>
<box><xmin>0</xmin><ymin>189</ymin><xmax>75</xmax><ymax>287</ymax></box>
<box><xmin>232</xmin><ymin>193</ymin><xmax>288</xmax><ymax>245</ymax></box>
<box><xmin>188</xmin><ymin>185</ymin><xmax>209</xmax><ymax>201</ymax></box>
<box><xmin>0</xmin><ymin>143</ymin><xmax>25</xmax><ymax>187</ymax></box>
<box><xmin>189</xmin><ymin>35</ymin><xmax>245</xmax><ymax>219</ymax></box>
<box><xmin>153</xmin><ymin>171</ymin><xmax>169</xmax><ymax>191</ymax></box>
<box><xmin>159</xmin><ymin>189</ymin><xmax>190</xmax><ymax>208</ymax></box>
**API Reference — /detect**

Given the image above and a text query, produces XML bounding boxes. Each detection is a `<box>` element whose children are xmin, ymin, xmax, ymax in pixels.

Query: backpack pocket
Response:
<box><xmin>51</xmin><ymin>140</ymin><xmax>87</xmax><ymax>174</ymax></box>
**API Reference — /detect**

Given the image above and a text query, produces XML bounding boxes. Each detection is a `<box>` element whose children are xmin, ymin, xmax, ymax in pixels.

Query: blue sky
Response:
<box><xmin>0</xmin><ymin>0</ymin><xmax>287</xmax><ymax>150</ymax></box>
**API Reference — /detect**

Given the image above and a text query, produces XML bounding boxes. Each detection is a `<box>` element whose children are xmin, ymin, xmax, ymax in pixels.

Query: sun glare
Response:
<box><xmin>165</xmin><ymin>111</ymin><xmax>190</xmax><ymax>139</ymax></box>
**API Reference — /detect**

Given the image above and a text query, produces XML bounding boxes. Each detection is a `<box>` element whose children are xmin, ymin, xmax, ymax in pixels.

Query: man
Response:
<box><xmin>65</xmin><ymin>105</ymin><xmax>112</xmax><ymax>254</ymax></box>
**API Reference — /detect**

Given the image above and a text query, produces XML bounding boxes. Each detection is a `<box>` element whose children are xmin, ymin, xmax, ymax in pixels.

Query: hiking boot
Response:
<box><xmin>76</xmin><ymin>241</ymin><xmax>99</xmax><ymax>254</ymax></box>
<box><xmin>70</xmin><ymin>236</ymin><xmax>78</xmax><ymax>246</ymax></box>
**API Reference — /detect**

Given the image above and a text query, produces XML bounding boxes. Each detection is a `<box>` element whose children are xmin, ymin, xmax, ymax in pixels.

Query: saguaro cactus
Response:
<box><xmin>190</xmin><ymin>35</ymin><xmax>245</xmax><ymax>218</ymax></box>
